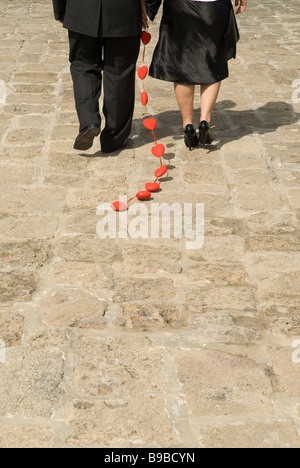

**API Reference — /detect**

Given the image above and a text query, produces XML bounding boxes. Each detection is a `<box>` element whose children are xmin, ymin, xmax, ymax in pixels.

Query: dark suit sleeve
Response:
<box><xmin>146</xmin><ymin>0</ymin><xmax>162</xmax><ymax>21</ymax></box>
<box><xmin>52</xmin><ymin>0</ymin><xmax>67</xmax><ymax>21</ymax></box>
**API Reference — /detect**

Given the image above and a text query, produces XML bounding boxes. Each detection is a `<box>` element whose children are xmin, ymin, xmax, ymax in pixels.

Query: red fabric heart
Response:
<box><xmin>141</xmin><ymin>91</ymin><xmax>148</xmax><ymax>106</ymax></box>
<box><xmin>151</xmin><ymin>144</ymin><xmax>165</xmax><ymax>158</ymax></box>
<box><xmin>111</xmin><ymin>201</ymin><xmax>128</xmax><ymax>212</ymax></box>
<box><xmin>138</xmin><ymin>66</ymin><xmax>148</xmax><ymax>80</ymax></box>
<box><xmin>143</xmin><ymin>118</ymin><xmax>157</xmax><ymax>131</ymax></box>
<box><xmin>155</xmin><ymin>166</ymin><xmax>168</xmax><ymax>178</ymax></box>
<box><xmin>136</xmin><ymin>190</ymin><xmax>151</xmax><ymax>201</ymax></box>
<box><xmin>145</xmin><ymin>183</ymin><xmax>160</xmax><ymax>192</ymax></box>
<box><xmin>141</xmin><ymin>31</ymin><xmax>152</xmax><ymax>45</ymax></box>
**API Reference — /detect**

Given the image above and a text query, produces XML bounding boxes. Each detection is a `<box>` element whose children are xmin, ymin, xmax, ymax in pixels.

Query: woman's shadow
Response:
<box><xmin>134</xmin><ymin>100</ymin><xmax>300</xmax><ymax>150</ymax></box>
<box><xmin>80</xmin><ymin>100</ymin><xmax>299</xmax><ymax>157</ymax></box>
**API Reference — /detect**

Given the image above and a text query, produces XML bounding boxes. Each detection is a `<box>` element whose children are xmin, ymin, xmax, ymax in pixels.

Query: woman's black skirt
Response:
<box><xmin>149</xmin><ymin>0</ymin><xmax>240</xmax><ymax>85</ymax></box>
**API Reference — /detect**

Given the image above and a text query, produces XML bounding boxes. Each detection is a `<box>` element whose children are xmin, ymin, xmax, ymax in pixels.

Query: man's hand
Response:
<box><xmin>141</xmin><ymin>0</ymin><xmax>149</xmax><ymax>29</ymax></box>
<box><xmin>235</xmin><ymin>0</ymin><xmax>247</xmax><ymax>15</ymax></box>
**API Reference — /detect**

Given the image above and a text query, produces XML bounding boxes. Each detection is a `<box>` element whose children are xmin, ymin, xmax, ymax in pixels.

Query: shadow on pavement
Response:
<box><xmin>80</xmin><ymin>100</ymin><xmax>300</xmax><ymax>157</ymax></box>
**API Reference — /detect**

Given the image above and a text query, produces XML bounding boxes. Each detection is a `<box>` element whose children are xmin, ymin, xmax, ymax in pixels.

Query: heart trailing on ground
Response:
<box><xmin>151</xmin><ymin>144</ymin><xmax>165</xmax><ymax>158</ymax></box>
<box><xmin>143</xmin><ymin>118</ymin><xmax>157</xmax><ymax>131</ymax></box>
<box><xmin>155</xmin><ymin>166</ymin><xmax>168</xmax><ymax>178</ymax></box>
<box><xmin>111</xmin><ymin>201</ymin><xmax>128</xmax><ymax>212</ymax></box>
<box><xmin>145</xmin><ymin>182</ymin><xmax>160</xmax><ymax>192</ymax></box>
<box><xmin>136</xmin><ymin>191</ymin><xmax>152</xmax><ymax>200</ymax></box>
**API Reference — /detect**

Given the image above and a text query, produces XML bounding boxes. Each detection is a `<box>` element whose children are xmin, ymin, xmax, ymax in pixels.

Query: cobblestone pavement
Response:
<box><xmin>0</xmin><ymin>0</ymin><xmax>300</xmax><ymax>448</ymax></box>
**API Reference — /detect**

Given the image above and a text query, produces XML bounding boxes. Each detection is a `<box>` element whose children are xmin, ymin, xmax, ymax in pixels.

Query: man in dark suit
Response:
<box><xmin>52</xmin><ymin>0</ymin><xmax>147</xmax><ymax>153</ymax></box>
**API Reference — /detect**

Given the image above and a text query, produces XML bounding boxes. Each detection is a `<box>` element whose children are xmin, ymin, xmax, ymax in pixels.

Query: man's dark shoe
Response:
<box><xmin>101</xmin><ymin>138</ymin><xmax>129</xmax><ymax>154</ymax></box>
<box><xmin>74</xmin><ymin>124</ymin><xmax>100</xmax><ymax>151</ymax></box>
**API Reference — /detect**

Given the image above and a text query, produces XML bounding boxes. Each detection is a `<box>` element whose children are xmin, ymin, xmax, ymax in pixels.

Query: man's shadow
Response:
<box><xmin>80</xmin><ymin>100</ymin><xmax>299</xmax><ymax>158</ymax></box>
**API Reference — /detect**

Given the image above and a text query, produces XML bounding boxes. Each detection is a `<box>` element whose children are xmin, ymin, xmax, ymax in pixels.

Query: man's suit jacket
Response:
<box><xmin>52</xmin><ymin>0</ymin><xmax>142</xmax><ymax>38</ymax></box>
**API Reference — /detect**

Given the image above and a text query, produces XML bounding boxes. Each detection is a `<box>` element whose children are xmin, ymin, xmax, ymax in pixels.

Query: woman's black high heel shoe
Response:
<box><xmin>184</xmin><ymin>124</ymin><xmax>199</xmax><ymax>151</ymax></box>
<box><xmin>199</xmin><ymin>121</ymin><xmax>214</xmax><ymax>147</ymax></box>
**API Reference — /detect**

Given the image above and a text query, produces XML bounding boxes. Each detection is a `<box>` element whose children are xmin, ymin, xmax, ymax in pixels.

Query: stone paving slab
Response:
<box><xmin>0</xmin><ymin>0</ymin><xmax>299</xmax><ymax>448</ymax></box>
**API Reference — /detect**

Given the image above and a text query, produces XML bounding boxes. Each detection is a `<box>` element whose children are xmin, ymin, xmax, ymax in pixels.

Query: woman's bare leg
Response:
<box><xmin>174</xmin><ymin>83</ymin><xmax>195</xmax><ymax>127</ymax></box>
<box><xmin>200</xmin><ymin>82</ymin><xmax>221</xmax><ymax>124</ymax></box>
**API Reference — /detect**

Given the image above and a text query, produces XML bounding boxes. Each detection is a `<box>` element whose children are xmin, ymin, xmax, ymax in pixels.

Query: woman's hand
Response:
<box><xmin>141</xmin><ymin>0</ymin><xmax>149</xmax><ymax>29</ymax></box>
<box><xmin>235</xmin><ymin>0</ymin><xmax>247</xmax><ymax>15</ymax></box>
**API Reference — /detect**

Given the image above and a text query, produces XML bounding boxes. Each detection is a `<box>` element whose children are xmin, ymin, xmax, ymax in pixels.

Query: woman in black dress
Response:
<box><xmin>146</xmin><ymin>0</ymin><xmax>247</xmax><ymax>149</ymax></box>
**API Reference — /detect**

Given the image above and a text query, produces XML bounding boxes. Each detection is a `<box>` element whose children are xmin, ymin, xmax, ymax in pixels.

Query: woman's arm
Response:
<box><xmin>146</xmin><ymin>0</ymin><xmax>162</xmax><ymax>22</ymax></box>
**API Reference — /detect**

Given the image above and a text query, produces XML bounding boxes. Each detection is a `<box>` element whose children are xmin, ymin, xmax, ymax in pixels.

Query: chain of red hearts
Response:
<box><xmin>111</xmin><ymin>31</ymin><xmax>168</xmax><ymax>212</ymax></box>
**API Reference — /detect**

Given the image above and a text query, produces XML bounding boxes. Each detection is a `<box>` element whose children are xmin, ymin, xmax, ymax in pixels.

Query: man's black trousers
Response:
<box><xmin>68</xmin><ymin>31</ymin><xmax>140</xmax><ymax>152</ymax></box>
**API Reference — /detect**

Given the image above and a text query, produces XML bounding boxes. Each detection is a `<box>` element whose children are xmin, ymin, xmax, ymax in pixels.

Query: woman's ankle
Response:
<box><xmin>200</xmin><ymin>115</ymin><xmax>211</xmax><ymax>125</ymax></box>
<box><xmin>183</xmin><ymin>121</ymin><xmax>194</xmax><ymax>128</ymax></box>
